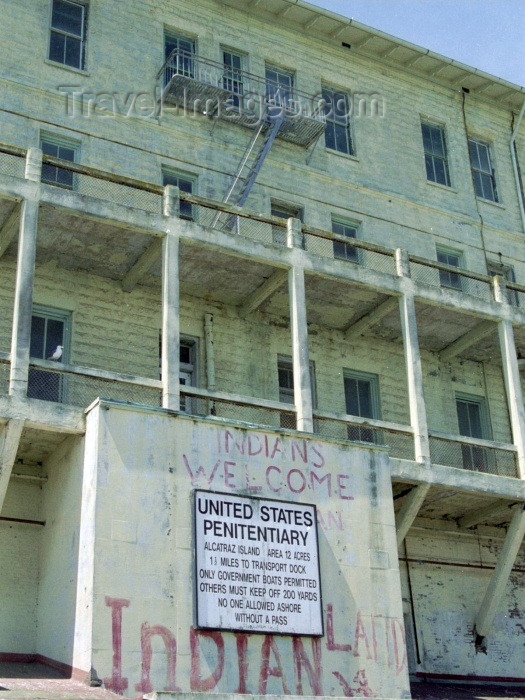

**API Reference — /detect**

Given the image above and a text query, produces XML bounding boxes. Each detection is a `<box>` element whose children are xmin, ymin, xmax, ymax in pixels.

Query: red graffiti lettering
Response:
<box><xmin>190</xmin><ymin>627</ymin><xmax>224</xmax><ymax>691</ymax></box>
<box><xmin>183</xmin><ymin>454</ymin><xmax>220</xmax><ymax>485</ymax></box>
<box><xmin>259</xmin><ymin>635</ymin><xmax>290</xmax><ymax>694</ymax></box>
<box><xmin>266</xmin><ymin>465</ymin><xmax>281</xmax><ymax>493</ymax></box>
<box><xmin>337</xmin><ymin>474</ymin><xmax>354</xmax><ymax>500</ymax></box>
<box><xmin>270</xmin><ymin>437</ymin><xmax>283</xmax><ymax>459</ymax></box>
<box><xmin>248</xmin><ymin>434</ymin><xmax>262</xmax><ymax>456</ymax></box>
<box><xmin>353</xmin><ymin>669</ymin><xmax>374</xmax><ymax>697</ymax></box>
<box><xmin>353</xmin><ymin>612</ymin><xmax>373</xmax><ymax>660</ymax></box>
<box><xmin>391</xmin><ymin>619</ymin><xmax>407</xmax><ymax>674</ymax></box>
<box><xmin>135</xmin><ymin>623</ymin><xmax>180</xmax><ymax>694</ymax></box>
<box><xmin>311</xmin><ymin>443</ymin><xmax>325</xmax><ymax>468</ymax></box>
<box><xmin>292</xmin><ymin>637</ymin><xmax>323</xmax><ymax>695</ymax></box>
<box><xmin>224</xmin><ymin>430</ymin><xmax>245</xmax><ymax>455</ymax></box>
<box><xmin>291</xmin><ymin>439</ymin><xmax>308</xmax><ymax>464</ymax></box>
<box><xmin>333</xmin><ymin>671</ymin><xmax>354</xmax><ymax>696</ymax></box>
<box><xmin>287</xmin><ymin>468</ymin><xmax>306</xmax><ymax>493</ymax></box>
<box><xmin>224</xmin><ymin>461</ymin><xmax>237</xmax><ymax>488</ymax></box>
<box><xmin>310</xmin><ymin>470</ymin><xmax>331</xmax><ymax>496</ymax></box>
<box><xmin>326</xmin><ymin>604</ymin><xmax>352</xmax><ymax>651</ymax></box>
<box><xmin>234</xmin><ymin>633</ymin><xmax>250</xmax><ymax>693</ymax></box>
<box><xmin>103</xmin><ymin>597</ymin><xmax>130</xmax><ymax>694</ymax></box>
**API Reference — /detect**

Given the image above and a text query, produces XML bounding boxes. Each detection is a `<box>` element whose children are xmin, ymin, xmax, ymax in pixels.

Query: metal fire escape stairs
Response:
<box><xmin>211</xmin><ymin>113</ymin><xmax>285</xmax><ymax>231</ymax></box>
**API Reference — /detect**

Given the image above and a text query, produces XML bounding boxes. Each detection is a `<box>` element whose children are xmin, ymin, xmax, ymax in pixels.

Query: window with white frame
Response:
<box><xmin>164</xmin><ymin>32</ymin><xmax>195</xmax><ymax>79</ymax></box>
<box><xmin>162</xmin><ymin>169</ymin><xmax>195</xmax><ymax>220</ymax></box>
<box><xmin>222</xmin><ymin>49</ymin><xmax>245</xmax><ymax>109</ymax></box>
<box><xmin>322</xmin><ymin>86</ymin><xmax>354</xmax><ymax>155</ymax></box>
<box><xmin>456</xmin><ymin>394</ymin><xmax>492</xmax><ymax>471</ymax></box>
<box><xmin>265</xmin><ymin>64</ymin><xmax>294</xmax><ymax>114</ymax></box>
<box><xmin>421</xmin><ymin>121</ymin><xmax>451</xmax><ymax>187</ymax></box>
<box><xmin>436</xmin><ymin>246</ymin><xmax>463</xmax><ymax>291</ymax></box>
<box><xmin>332</xmin><ymin>218</ymin><xmax>359</xmax><ymax>262</ymax></box>
<box><xmin>277</xmin><ymin>356</ymin><xmax>316</xmax><ymax>430</ymax></box>
<box><xmin>28</xmin><ymin>306</ymin><xmax>70</xmax><ymax>403</ymax></box>
<box><xmin>49</xmin><ymin>0</ymin><xmax>88</xmax><ymax>70</ymax></box>
<box><xmin>41</xmin><ymin>134</ymin><xmax>79</xmax><ymax>189</ymax></box>
<box><xmin>468</xmin><ymin>138</ymin><xmax>498</xmax><ymax>202</ymax></box>
<box><xmin>343</xmin><ymin>370</ymin><xmax>381</xmax><ymax>444</ymax></box>
<box><xmin>271</xmin><ymin>202</ymin><xmax>303</xmax><ymax>247</ymax></box>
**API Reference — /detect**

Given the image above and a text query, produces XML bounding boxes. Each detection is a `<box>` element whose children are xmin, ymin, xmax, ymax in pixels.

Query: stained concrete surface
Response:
<box><xmin>0</xmin><ymin>664</ymin><xmax>523</xmax><ymax>700</ymax></box>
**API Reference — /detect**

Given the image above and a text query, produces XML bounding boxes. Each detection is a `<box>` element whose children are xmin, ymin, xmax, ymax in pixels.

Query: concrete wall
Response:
<box><xmin>77</xmin><ymin>402</ymin><xmax>410</xmax><ymax>698</ymax></box>
<box><xmin>400</xmin><ymin>527</ymin><xmax>525</xmax><ymax>680</ymax></box>
<box><xmin>0</xmin><ymin>478</ymin><xmax>42</xmax><ymax>654</ymax></box>
<box><xmin>36</xmin><ymin>435</ymin><xmax>84</xmax><ymax>665</ymax></box>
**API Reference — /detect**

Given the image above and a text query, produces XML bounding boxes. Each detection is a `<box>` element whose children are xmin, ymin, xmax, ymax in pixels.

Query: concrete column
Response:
<box><xmin>288</xmin><ymin>218</ymin><xmax>313</xmax><ymax>432</ymax></box>
<box><xmin>396</xmin><ymin>249</ymin><xmax>431</xmax><ymax>465</ymax></box>
<box><xmin>9</xmin><ymin>148</ymin><xmax>42</xmax><ymax>398</ymax></box>
<box><xmin>475</xmin><ymin>503</ymin><xmax>525</xmax><ymax>638</ymax></box>
<box><xmin>161</xmin><ymin>185</ymin><xmax>181</xmax><ymax>410</ymax></box>
<box><xmin>163</xmin><ymin>185</ymin><xmax>180</xmax><ymax>218</ymax></box>
<box><xmin>493</xmin><ymin>275</ymin><xmax>525</xmax><ymax>479</ymax></box>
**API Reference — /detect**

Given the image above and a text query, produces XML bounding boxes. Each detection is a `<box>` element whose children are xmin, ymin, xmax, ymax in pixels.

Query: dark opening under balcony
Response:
<box><xmin>158</xmin><ymin>50</ymin><xmax>327</xmax><ymax>147</ymax></box>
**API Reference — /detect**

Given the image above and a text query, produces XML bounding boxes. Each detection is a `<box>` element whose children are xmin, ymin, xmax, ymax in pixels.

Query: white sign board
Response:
<box><xmin>195</xmin><ymin>490</ymin><xmax>323</xmax><ymax>636</ymax></box>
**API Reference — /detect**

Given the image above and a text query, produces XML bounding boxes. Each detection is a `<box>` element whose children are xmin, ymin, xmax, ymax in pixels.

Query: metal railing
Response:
<box><xmin>314</xmin><ymin>409</ymin><xmax>415</xmax><ymax>461</ymax></box>
<box><xmin>429</xmin><ymin>431</ymin><xmax>518</xmax><ymax>478</ymax></box>
<box><xmin>409</xmin><ymin>255</ymin><xmax>493</xmax><ymax>302</ymax></box>
<box><xmin>159</xmin><ymin>49</ymin><xmax>327</xmax><ymax>126</ymax></box>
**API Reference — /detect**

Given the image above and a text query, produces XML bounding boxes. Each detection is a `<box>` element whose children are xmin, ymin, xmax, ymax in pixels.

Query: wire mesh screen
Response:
<box><xmin>75</xmin><ymin>174</ymin><xmax>162</xmax><ymax>213</ymax></box>
<box><xmin>0</xmin><ymin>151</ymin><xmax>25</xmax><ymax>179</ymax></box>
<box><xmin>0</xmin><ymin>361</ymin><xmax>9</xmax><ymax>396</ymax></box>
<box><xmin>192</xmin><ymin>203</ymin><xmax>278</xmax><ymax>246</ymax></box>
<box><xmin>314</xmin><ymin>415</ymin><xmax>414</xmax><ymax>460</ymax></box>
<box><xmin>26</xmin><ymin>368</ymin><xmax>161</xmax><ymax>409</ymax></box>
<box><xmin>304</xmin><ymin>233</ymin><xmax>396</xmax><ymax>275</ymax></box>
<box><xmin>181</xmin><ymin>391</ymin><xmax>295</xmax><ymax>429</ymax></box>
<box><xmin>429</xmin><ymin>436</ymin><xmax>517</xmax><ymax>477</ymax></box>
<box><xmin>410</xmin><ymin>261</ymin><xmax>493</xmax><ymax>302</ymax></box>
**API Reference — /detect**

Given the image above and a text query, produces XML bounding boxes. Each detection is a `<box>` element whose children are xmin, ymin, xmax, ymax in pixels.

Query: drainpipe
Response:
<box><xmin>510</xmin><ymin>100</ymin><xmax>525</xmax><ymax>234</ymax></box>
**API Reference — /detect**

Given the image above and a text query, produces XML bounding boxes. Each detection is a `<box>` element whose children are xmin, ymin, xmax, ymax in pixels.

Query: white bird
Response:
<box><xmin>48</xmin><ymin>345</ymin><xmax>63</xmax><ymax>361</ymax></box>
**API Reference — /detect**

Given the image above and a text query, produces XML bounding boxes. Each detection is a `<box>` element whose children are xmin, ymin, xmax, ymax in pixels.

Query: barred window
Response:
<box><xmin>322</xmin><ymin>87</ymin><xmax>353</xmax><ymax>155</ymax></box>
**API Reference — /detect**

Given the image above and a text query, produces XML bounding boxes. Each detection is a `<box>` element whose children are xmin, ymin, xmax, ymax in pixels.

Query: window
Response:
<box><xmin>180</xmin><ymin>338</ymin><xmax>198</xmax><ymax>413</ymax></box>
<box><xmin>468</xmin><ymin>138</ymin><xmax>498</xmax><ymax>202</ymax></box>
<box><xmin>265</xmin><ymin>65</ymin><xmax>294</xmax><ymax>115</ymax></box>
<box><xmin>271</xmin><ymin>202</ymin><xmax>303</xmax><ymax>246</ymax></box>
<box><xmin>436</xmin><ymin>246</ymin><xmax>462</xmax><ymax>291</ymax></box>
<box><xmin>487</xmin><ymin>261</ymin><xmax>518</xmax><ymax>306</ymax></box>
<box><xmin>164</xmin><ymin>33</ymin><xmax>195</xmax><ymax>78</ymax></box>
<box><xmin>332</xmin><ymin>218</ymin><xmax>359</xmax><ymax>262</ymax></box>
<box><xmin>28</xmin><ymin>306</ymin><xmax>70</xmax><ymax>402</ymax></box>
<box><xmin>344</xmin><ymin>370</ymin><xmax>381</xmax><ymax>443</ymax></box>
<box><xmin>49</xmin><ymin>0</ymin><xmax>87</xmax><ymax>70</ymax></box>
<box><xmin>277</xmin><ymin>356</ymin><xmax>316</xmax><ymax>430</ymax></box>
<box><xmin>322</xmin><ymin>86</ymin><xmax>354</xmax><ymax>155</ymax></box>
<box><xmin>223</xmin><ymin>49</ymin><xmax>244</xmax><ymax>109</ymax></box>
<box><xmin>421</xmin><ymin>121</ymin><xmax>450</xmax><ymax>187</ymax></box>
<box><xmin>162</xmin><ymin>170</ymin><xmax>195</xmax><ymax>220</ymax></box>
<box><xmin>41</xmin><ymin>135</ymin><xmax>78</xmax><ymax>189</ymax></box>
<box><xmin>456</xmin><ymin>395</ymin><xmax>491</xmax><ymax>471</ymax></box>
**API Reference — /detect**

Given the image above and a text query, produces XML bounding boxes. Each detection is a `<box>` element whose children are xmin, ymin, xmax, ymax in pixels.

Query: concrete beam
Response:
<box><xmin>439</xmin><ymin>321</ymin><xmax>495</xmax><ymax>361</ymax></box>
<box><xmin>238</xmin><ymin>270</ymin><xmax>288</xmax><ymax>318</ymax></box>
<box><xmin>390</xmin><ymin>458</ymin><xmax>525</xmax><ymax>501</ymax></box>
<box><xmin>0</xmin><ymin>202</ymin><xmax>21</xmax><ymax>259</ymax></box>
<box><xmin>475</xmin><ymin>504</ymin><xmax>525</xmax><ymax>638</ymax></box>
<box><xmin>396</xmin><ymin>484</ymin><xmax>431</xmax><ymax>546</ymax></box>
<box><xmin>121</xmin><ymin>238</ymin><xmax>163</xmax><ymax>292</ymax></box>
<box><xmin>0</xmin><ymin>395</ymin><xmax>84</xmax><ymax>434</ymax></box>
<box><xmin>345</xmin><ymin>297</ymin><xmax>398</xmax><ymax>337</ymax></box>
<box><xmin>161</xmin><ymin>233</ymin><xmax>180</xmax><ymax>411</ymax></box>
<box><xmin>458</xmin><ymin>500</ymin><xmax>514</xmax><ymax>529</ymax></box>
<box><xmin>0</xmin><ymin>419</ymin><xmax>24</xmax><ymax>512</ymax></box>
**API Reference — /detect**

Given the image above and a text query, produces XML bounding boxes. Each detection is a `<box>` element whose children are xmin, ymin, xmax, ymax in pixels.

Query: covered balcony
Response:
<box><xmin>158</xmin><ymin>50</ymin><xmax>327</xmax><ymax>147</ymax></box>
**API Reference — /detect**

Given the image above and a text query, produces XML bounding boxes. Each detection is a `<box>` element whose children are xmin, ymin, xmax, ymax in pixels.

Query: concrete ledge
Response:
<box><xmin>0</xmin><ymin>395</ymin><xmax>85</xmax><ymax>434</ymax></box>
<box><xmin>391</xmin><ymin>458</ymin><xmax>525</xmax><ymax>500</ymax></box>
<box><xmin>145</xmin><ymin>694</ymin><xmax>406</xmax><ymax>700</ymax></box>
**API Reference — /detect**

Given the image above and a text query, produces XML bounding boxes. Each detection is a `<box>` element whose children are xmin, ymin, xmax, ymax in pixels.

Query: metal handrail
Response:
<box><xmin>159</xmin><ymin>49</ymin><xmax>326</xmax><ymax>122</ymax></box>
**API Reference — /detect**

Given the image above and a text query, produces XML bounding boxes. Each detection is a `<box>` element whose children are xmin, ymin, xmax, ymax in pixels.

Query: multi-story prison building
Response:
<box><xmin>0</xmin><ymin>0</ymin><xmax>524</xmax><ymax>697</ymax></box>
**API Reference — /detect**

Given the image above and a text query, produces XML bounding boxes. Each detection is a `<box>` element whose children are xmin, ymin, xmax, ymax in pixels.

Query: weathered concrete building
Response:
<box><xmin>0</xmin><ymin>0</ymin><xmax>524</xmax><ymax>697</ymax></box>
